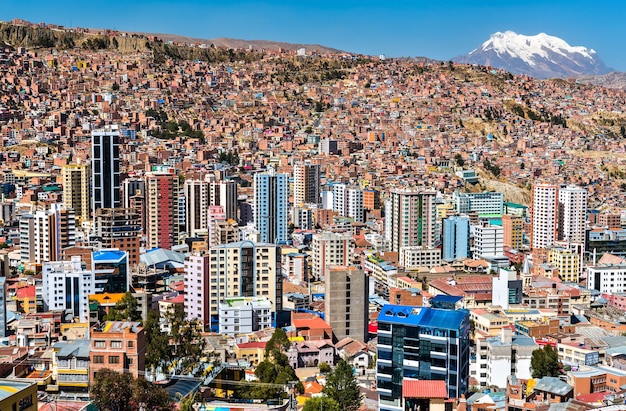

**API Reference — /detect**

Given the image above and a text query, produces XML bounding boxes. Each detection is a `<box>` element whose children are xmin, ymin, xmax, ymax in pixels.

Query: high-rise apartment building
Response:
<box><xmin>208</xmin><ymin>205</ymin><xmax>227</xmax><ymax>247</ymax></box>
<box><xmin>91</xmin><ymin>125</ymin><xmax>121</xmax><ymax>213</ymax></box>
<box><xmin>254</xmin><ymin>168</ymin><xmax>288</xmax><ymax>244</ymax></box>
<box><xmin>121</xmin><ymin>177</ymin><xmax>145</xmax><ymax>209</ymax></box>
<box><xmin>311</xmin><ymin>231</ymin><xmax>352</xmax><ymax>281</ymax></box>
<box><xmin>549</xmin><ymin>247</ymin><xmax>580</xmax><ymax>283</ymax></box>
<box><xmin>145</xmin><ymin>172</ymin><xmax>180</xmax><ymax>250</ymax></box>
<box><xmin>42</xmin><ymin>257</ymin><xmax>94</xmax><ymax>323</ymax></box>
<box><xmin>206</xmin><ymin>241</ymin><xmax>282</xmax><ymax>329</ymax></box>
<box><xmin>325</xmin><ymin>266</ymin><xmax>369</xmax><ymax>343</ymax></box>
<box><xmin>19</xmin><ymin>205</ymin><xmax>76</xmax><ymax>264</ymax></box>
<box><xmin>184</xmin><ymin>254</ymin><xmax>210</xmax><ymax>327</ymax></box>
<box><xmin>210</xmin><ymin>180</ymin><xmax>238</xmax><ymax>222</ymax></box>
<box><xmin>294</xmin><ymin>161</ymin><xmax>321</xmax><ymax>206</ymax></box>
<box><xmin>385</xmin><ymin>189</ymin><xmax>437</xmax><ymax>253</ymax></box>
<box><xmin>502</xmin><ymin>214</ymin><xmax>523</xmax><ymax>250</ymax></box>
<box><xmin>558</xmin><ymin>185</ymin><xmax>587</xmax><ymax>244</ymax></box>
<box><xmin>94</xmin><ymin>208</ymin><xmax>142</xmax><ymax>266</ymax></box>
<box><xmin>62</xmin><ymin>163</ymin><xmax>90</xmax><ymax>222</ymax></box>
<box><xmin>377</xmin><ymin>305</ymin><xmax>470</xmax><ymax>410</ymax></box>
<box><xmin>184</xmin><ymin>180</ymin><xmax>210</xmax><ymax>238</ymax></box>
<box><xmin>530</xmin><ymin>183</ymin><xmax>559</xmax><ymax>250</ymax></box>
<box><xmin>332</xmin><ymin>184</ymin><xmax>364</xmax><ymax>223</ymax></box>
<box><xmin>442</xmin><ymin>216</ymin><xmax>470</xmax><ymax>261</ymax></box>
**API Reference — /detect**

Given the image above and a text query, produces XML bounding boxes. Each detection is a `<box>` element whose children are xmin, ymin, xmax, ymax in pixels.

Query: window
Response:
<box><xmin>128</xmin><ymin>341</ymin><xmax>134</xmax><ymax>348</ymax></box>
<box><xmin>111</xmin><ymin>341</ymin><xmax>122</xmax><ymax>349</ymax></box>
<box><xmin>109</xmin><ymin>356</ymin><xmax>120</xmax><ymax>364</ymax></box>
<box><xmin>93</xmin><ymin>355</ymin><xmax>104</xmax><ymax>364</ymax></box>
<box><xmin>94</xmin><ymin>341</ymin><xmax>105</xmax><ymax>348</ymax></box>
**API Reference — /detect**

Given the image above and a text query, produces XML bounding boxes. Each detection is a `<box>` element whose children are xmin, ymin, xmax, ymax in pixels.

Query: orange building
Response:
<box><xmin>502</xmin><ymin>214</ymin><xmax>523</xmax><ymax>250</ymax></box>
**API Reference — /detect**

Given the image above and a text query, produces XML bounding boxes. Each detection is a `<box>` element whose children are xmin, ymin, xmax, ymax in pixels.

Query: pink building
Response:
<box><xmin>184</xmin><ymin>254</ymin><xmax>211</xmax><ymax>328</ymax></box>
<box><xmin>208</xmin><ymin>205</ymin><xmax>226</xmax><ymax>247</ymax></box>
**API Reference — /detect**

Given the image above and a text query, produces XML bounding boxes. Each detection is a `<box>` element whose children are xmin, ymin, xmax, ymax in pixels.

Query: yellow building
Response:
<box><xmin>53</xmin><ymin>339</ymin><xmax>90</xmax><ymax>390</ymax></box>
<box><xmin>0</xmin><ymin>380</ymin><xmax>37</xmax><ymax>411</ymax></box>
<box><xmin>549</xmin><ymin>247</ymin><xmax>580</xmax><ymax>283</ymax></box>
<box><xmin>62</xmin><ymin>163</ymin><xmax>91</xmax><ymax>223</ymax></box>
<box><xmin>233</xmin><ymin>341</ymin><xmax>267</xmax><ymax>366</ymax></box>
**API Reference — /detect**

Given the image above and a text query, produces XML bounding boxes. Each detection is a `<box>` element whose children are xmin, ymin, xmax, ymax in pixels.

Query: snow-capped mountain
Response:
<box><xmin>453</xmin><ymin>31</ymin><xmax>612</xmax><ymax>79</ymax></box>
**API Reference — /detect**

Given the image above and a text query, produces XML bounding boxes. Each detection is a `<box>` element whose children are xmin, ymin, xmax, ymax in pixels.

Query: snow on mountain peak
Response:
<box><xmin>470</xmin><ymin>31</ymin><xmax>596</xmax><ymax>67</ymax></box>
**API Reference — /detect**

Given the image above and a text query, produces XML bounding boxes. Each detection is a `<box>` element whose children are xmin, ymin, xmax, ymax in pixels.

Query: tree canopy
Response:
<box><xmin>323</xmin><ymin>359</ymin><xmax>362</xmax><ymax>411</ymax></box>
<box><xmin>144</xmin><ymin>306</ymin><xmax>207</xmax><ymax>376</ymax></box>
<box><xmin>237</xmin><ymin>328</ymin><xmax>302</xmax><ymax>401</ymax></box>
<box><xmin>303</xmin><ymin>396</ymin><xmax>341</xmax><ymax>411</ymax></box>
<box><xmin>91</xmin><ymin>368</ymin><xmax>173</xmax><ymax>411</ymax></box>
<box><xmin>531</xmin><ymin>344</ymin><xmax>561</xmax><ymax>378</ymax></box>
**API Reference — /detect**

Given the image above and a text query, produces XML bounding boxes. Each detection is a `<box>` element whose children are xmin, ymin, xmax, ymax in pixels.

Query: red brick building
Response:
<box><xmin>89</xmin><ymin>321</ymin><xmax>145</xmax><ymax>384</ymax></box>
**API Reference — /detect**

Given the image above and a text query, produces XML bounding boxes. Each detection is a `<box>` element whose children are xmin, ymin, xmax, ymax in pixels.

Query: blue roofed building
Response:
<box><xmin>92</xmin><ymin>249</ymin><xmax>129</xmax><ymax>293</ymax></box>
<box><xmin>376</xmin><ymin>305</ymin><xmax>470</xmax><ymax>410</ymax></box>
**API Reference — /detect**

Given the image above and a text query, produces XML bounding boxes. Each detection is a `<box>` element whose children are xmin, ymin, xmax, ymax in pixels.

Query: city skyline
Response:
<box><xmin>3</xmin><ymin>0</ymin><xmax>626</xmax><ymax>70</ymax></box>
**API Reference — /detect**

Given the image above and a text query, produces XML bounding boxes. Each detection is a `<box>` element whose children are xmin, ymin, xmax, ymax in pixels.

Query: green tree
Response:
<box><xmin>319</xmin><ymin>362</ymin><xmax>331</xmax><ymax>373</ymax></box>
<box><xmin>323</xmin><ymin>360</ymin><xmax>362</xmax><ymax>411</ymax></box>
<box><xmin>531</xmin><ymin>345</ymin><xmax>561</xmax><ymax>378</ymax></box>
<box><xmin>91</xmin><ymin>369</ymin><xmax>134</xmax><ymax>411</ymax></box>
<box><xmin>145</xmin><ymin>309</ymin><xmax>172</xmax><ymax>370</ymax></box>
<box><xmin>133</xmin><ymin>377</ymin><xmax>173</xmax><ymax>411</ymax></box>
<box><xmin>303</xmin><ymin>396</ymin><xmax>341</xmax><ymax>411</ymax></box>
<box><xmin>266</xmin><ymin>328</ymin><xmax>291</xmax><ymax>355</ymax></box>
<box><xmin>104</xmin><ymin>291</ymin><xmax>141</xmax><ymax>322</ymax></box>
<box><xmin>167</xmin><ymin>305</ymin><xmax>207</xmax><ymax>375</ymax></box>
<box><xmin>454</xmin><ymin>153</ymin><xmax>465</xmax><ymax>167</ymax></box>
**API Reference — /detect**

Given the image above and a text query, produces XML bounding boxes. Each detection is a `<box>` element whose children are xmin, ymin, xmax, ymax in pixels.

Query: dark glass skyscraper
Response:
<box><xmin>92</xmin><ymin>125</ymin><xmax>121</xmax><ymax>214</ymax></box>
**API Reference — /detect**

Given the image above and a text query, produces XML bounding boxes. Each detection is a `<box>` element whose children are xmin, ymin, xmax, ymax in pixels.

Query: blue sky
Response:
<box><xmin>3</xmin><ymin>0</ymin><xmax>626</xmax><ymax>70</ymax></box>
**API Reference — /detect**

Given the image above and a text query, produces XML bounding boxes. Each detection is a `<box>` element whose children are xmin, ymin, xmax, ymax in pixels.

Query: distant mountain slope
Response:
<box><xmin>576</xmin><ymin>72</ymin><xmax>626</xmax><ymax>90</ymax></box>
<box><xmin>453</xmin><ymin>31</ymin><xmax>612</xmax><ymax>79</ymax></box>
<box><xmin>128</xmin><ymin>32</ymin><xmax>343</xmax><ymax>54</ymax></box>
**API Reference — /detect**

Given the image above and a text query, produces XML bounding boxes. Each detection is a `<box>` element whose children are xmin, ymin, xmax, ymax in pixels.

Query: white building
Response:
<box><xmin>472</xmin><ymin>222</ymin><xmax>504</xmax><ymax>259</ymax></box>
<box><xmin>218</xmin><ymin>297</ymin><xmax>272</xmax><ymax>336</ymax></box>
<box><xmin>184</xmin><ymin>179</ymin><xmax>210</xmax><ymax>238</ymax></box>
<box><xmin>91</xmin><ymin>125</ymin><xmax>121</xmax><ymax>213</ymax></box>
<box><xmin>399</xmin><ymin>246</ymin><xmax>442</xmax><ymax>270</ymax></box>
<box><xmin>587</xmin><ymin>264</ymin><xmax>626</xmax><ymax>294</ymax></box>
<box><xmin>473</xmin><ymin>328</ymin><xmax>537</xmax><ymax>388</ymax></box>
<box><xmin>558</xmin><ymin>185</ymin><xmax>587</xmax><ymax>244</ymax></box>
<box><xmin>42</xmin><ymin>257</ymin><xmax>94</xmax><ymax>323</ymax></box>
<box><xmin>453</xmin><ymin>191</ymin><xmax>503</xmax><ymax>215</ymax></box>
<box><xmin>531</xmin><ymin>183</ymin><xmax>558</xmax><ymax>249</ymax></box>
<box><xmin>332</xmin><ymin>184</ymin><xmax>364</xmax><ymax>223</ymax></box>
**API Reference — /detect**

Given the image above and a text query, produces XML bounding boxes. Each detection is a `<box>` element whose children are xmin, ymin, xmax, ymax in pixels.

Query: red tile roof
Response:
<box><xmin>402</xmin><ymin>379</ymin><xmax>447</xmax><ymax>399</ymax></box>
<box><xmin>16</xmin><ymin>286</ymin><xmax>36</xmax><ymax>298</ymax></box>
<box><xmin>236</xmin><ymin>341</ymin><xmax>267</xmax><ymax>349</ymax></box>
